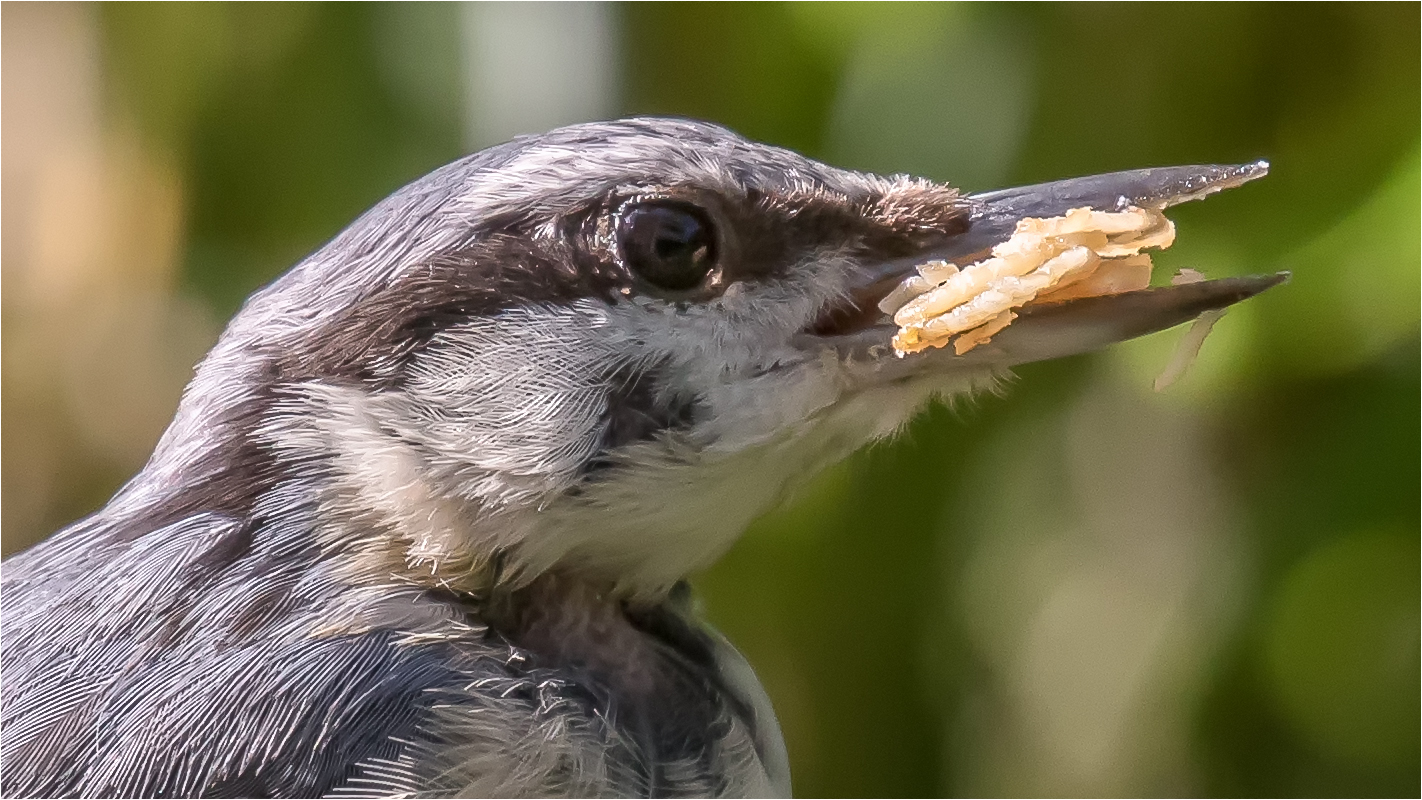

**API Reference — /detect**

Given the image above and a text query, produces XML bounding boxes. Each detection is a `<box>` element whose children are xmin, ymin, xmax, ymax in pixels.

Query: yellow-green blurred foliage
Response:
<box><xmin>3</xmin><ymin>3</ymin><xmax>1417</xmax><ymax>796</ymax></box>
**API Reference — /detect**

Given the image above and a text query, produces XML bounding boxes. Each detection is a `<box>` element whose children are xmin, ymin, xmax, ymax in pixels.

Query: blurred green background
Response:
<box><xmin>2</xmin><ymin>2</ymin><xmax>1417</xmax><ymax>796</ymax></box>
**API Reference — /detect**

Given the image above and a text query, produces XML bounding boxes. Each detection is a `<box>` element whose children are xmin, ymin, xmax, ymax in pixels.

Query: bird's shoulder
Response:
<box><xmin>1</xmin><ymin>511</ymin><xmax>785</xmax><ymax>797</ymax></box>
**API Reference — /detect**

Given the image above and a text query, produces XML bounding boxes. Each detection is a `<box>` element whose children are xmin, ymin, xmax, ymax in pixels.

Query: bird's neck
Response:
<box><xmin>490</xmin><ymin>573</ymin><xmax>695</xmax><ymax>669</ymax></box>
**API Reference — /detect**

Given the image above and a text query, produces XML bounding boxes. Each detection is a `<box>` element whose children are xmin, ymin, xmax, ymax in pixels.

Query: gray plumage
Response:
<box><xmin>0</xmin><ymin>117</ymin><xmax>1280</xmax><ymax>798</ymax></box>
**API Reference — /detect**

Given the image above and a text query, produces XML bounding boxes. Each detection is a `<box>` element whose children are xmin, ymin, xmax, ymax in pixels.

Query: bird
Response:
<box><xmin>0</xmin><ymin>117</ymin><xmax>1283</xmax><ymax>798</ymax></box>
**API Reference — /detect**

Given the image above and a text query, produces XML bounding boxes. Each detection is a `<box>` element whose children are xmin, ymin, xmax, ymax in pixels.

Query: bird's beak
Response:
<box><xmin>799</xmin><ymin>162</ymin><xmax>1287</xmax><ymax>374</ymax></box>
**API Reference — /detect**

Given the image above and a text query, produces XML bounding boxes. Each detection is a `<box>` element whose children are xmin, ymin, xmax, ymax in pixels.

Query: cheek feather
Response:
<box><xmin>243</xmin><ymin>226</ymin><xmax>978</xmax><ymax>600</ymax></box>
<box><xmin>268</xmin><ymin>244</ymin><xmax>987</xmax><ymax>597</ymax></box>
<box><xmin>531</xmin><ymin>353</ymin><xmax>1002</xmax><ymax>600</ymax></box>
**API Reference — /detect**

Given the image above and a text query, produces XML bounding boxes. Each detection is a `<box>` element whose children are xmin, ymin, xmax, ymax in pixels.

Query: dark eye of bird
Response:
<box><xmin>616</xmin><ymin>201</ymin><xmax>717</xmax><ymax>292</ymax></box>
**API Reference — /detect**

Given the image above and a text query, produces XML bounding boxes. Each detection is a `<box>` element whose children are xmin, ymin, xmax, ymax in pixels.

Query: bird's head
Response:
<box><xmin>126</xmin><ymin>118</ymin><xmax>1280</xmax><ymax>603</ymax></box>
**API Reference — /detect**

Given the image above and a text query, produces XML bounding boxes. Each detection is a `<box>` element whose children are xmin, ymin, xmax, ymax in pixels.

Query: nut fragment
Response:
<box><xmin>952</xmin><ymin>309</ymin><xmax>1016</xmax><ymax>356</ymax></box>
<box><xmin>1152</xmin><ymin>267</ymin><xmax>1221</xmax><ymax>392</ymax></box>
<box><xmin>1154</xmin><ymin>309</ymin><xmax>1225</xmax><ymax>392</ymax></box>
<box><xmin>887</xmin><ymin>205</ymin><xmax>1176</xmax><ymax>356</ymax></box>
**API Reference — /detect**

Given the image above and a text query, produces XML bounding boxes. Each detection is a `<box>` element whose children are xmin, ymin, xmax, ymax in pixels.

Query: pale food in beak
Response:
<box><xmin>881</xmin><ymin>206</ymin><xmax>1178</xmax><ymax>356</ymax></box>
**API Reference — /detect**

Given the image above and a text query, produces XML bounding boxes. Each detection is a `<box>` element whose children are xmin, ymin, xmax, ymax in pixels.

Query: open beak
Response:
<box><xmin>800</xmin><ymin>162</ymin><xmax>1287</xmax><ymax>373</ymax></box>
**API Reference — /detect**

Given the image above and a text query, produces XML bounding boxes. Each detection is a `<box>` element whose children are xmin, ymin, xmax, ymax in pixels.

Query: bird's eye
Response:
<box><xmin>616</xmin><ymin>202</ymin><xmax>717</xmax><ymax>292</ymax></box>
